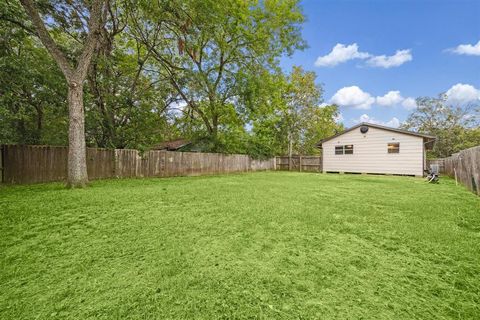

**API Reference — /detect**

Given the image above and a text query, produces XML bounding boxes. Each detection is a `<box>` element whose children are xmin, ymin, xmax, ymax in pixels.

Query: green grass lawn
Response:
<box><xmin>1</xmin><ymin>172</ymin><xmax>479</xmax><ymax>319</ymax></box>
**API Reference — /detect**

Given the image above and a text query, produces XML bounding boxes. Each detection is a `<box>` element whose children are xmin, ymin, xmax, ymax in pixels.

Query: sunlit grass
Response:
<box><xmin>1</xmin><ymin>172</ymin><xmax>479</xmax><ymax>319</ymax></box>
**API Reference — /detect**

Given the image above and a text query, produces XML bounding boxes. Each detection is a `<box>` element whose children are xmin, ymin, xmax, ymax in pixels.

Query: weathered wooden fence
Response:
<box><xmin>276</xmin><ymin>156</ymin><xmax>322</xmax><ymax>172</ymax></box>
<box><xmin>429</xmin><ymin>146</ymin><xmax>480</xmax><ymax>196</ymax></box>
<box><xmin>441</xmin><ymin>146</ymin><xmax>479</xmax><ymax>196</ymax></box>
<box><xmin>0</xmin><ymin>145</ymin><xmax>275</xmax><ymax>184</ymax></box>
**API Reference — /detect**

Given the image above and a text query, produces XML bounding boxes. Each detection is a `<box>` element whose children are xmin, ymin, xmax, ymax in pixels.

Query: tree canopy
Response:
<box><xmin>402</xmin><ymin>95</ymin><xmax>479</xmax><ymax>158</ymax></box>
<box><xmin>1</xmin><ymin>0</ymin><xmax>343</xmax><ymax>159</ymax></box>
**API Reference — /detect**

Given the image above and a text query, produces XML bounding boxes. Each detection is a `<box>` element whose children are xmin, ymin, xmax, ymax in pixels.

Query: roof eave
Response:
<box><xmin>316</xmin><ymin>122</ymin><xmax>436</xmax><ymax>147</ymax></box>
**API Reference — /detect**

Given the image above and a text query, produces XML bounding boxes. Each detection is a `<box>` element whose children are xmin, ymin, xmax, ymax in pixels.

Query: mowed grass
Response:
<box><xmin>1</xmin><ymin>172</ymin><xmax>479</xmax><ymax>319</ymax></box>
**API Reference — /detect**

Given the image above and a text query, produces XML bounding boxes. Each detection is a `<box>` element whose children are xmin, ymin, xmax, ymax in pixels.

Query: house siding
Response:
<box><xmin>322</xmin><ymin>126</ymin><xmax>424</xmax><ymax>176</ymax></box>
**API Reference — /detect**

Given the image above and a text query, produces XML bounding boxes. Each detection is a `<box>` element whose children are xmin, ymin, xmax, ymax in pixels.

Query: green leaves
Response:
<box><xmin>0</xmin><ymin>17</ymin><xmax>67</xmax><ymax>145</ymax></box>
<box><xmin>1</xmin><ymin>0</ymin><xmax>337</xmax><ymax>158</ymax></box>
<box><xmin>402</xmin><ymin>96</ymin><xmax>480</xmax><ymax>158</ymax></box>
<box><xmin>247</xmin><ymin>67</ymin><xmax>342</xmax><ymax>157</ymax></box>
<box><xmin>128</xmin><ymin>0</ymin><xmax>305</xmax><ymax>151</ymax></box>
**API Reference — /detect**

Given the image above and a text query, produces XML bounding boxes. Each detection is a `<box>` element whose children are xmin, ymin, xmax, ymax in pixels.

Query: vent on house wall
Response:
<box><xmin>360</xmin><ymin>126</ymin><xmax>369</xmax><ymax>134</ymax></box>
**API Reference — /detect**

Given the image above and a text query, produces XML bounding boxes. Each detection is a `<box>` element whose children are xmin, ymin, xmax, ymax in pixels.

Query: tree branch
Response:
<box><xmin>75</xmin><ymin>0</ymin><xmax>106</xmax><ymax>81</ymax></box>
<box><xmin>0</xmin><ymin>14</ymin><xmax>35</xmax><ymax>34</ymax></box>
<box><xmin>19</xmin><ymin>0</ymin><xmax>74</xmax><ymax>80</ymax></box>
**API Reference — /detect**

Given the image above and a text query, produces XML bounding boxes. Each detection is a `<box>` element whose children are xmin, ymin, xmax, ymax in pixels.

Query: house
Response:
<box><xmin>151</xmin><ymin>138</ymin><xmax>192</xmax><ymax>151</ymax></box>
<box><xmin>151</xmin><ymin>137</ymin><xmax>215</xmax><ymax>153</ymax></box>
<box><xmin>317</xmin><ymin>123</ymin><xmax>436</xmax><ymax>177</ymax></box>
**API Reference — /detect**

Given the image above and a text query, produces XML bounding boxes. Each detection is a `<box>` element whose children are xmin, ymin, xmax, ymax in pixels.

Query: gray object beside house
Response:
<box><xmin>317</xmin><ymin>123</ymin><xmax>436</xmax><ymax>177</ymax></box>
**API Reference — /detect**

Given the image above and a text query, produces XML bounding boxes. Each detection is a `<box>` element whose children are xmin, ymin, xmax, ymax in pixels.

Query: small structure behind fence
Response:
<box><xmin>429</xmin><ymin>145</ymin><xmax>480</xmax><ymax>196</ymax></box>
<box><xmin>275</xmin><ymin>156</ymin><xmax>322</xmax><ymax>172</ymax></box>
<box><xmin>426</xmin><ymin>158</ymin><xmax>445</xmax><ymax>173</ymax></box>
<box><xmin>0</xmin><ymin>145</ymin><xmax>275</xmax><ymax>184</ymax></box>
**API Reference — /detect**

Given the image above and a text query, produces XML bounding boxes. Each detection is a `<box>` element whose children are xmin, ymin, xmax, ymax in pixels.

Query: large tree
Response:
<box><xmin>2</xmin><ymin>0</ymin><xmax>319</xmax><ymax>160</ymax></box>
<box><xmin>128</xmin><ymin>0</ymin><xmax>305</xmax><ymax>149</ymax></box>
<box><xmin>85</xmin><ymin>18</ymin><xmax>175</xmax><ymax>149</ymax></box>
<box><xmin>301</xmin><ymin>104</ymin><xmax>343</xmax><ymax>155</ymax></box>
<box><xmin>402</xmin><ymin>95</ymin><xmax>479</xmax><ymax>158</ymax></box>
<box><xmin>19</xmin><ymin>0</ymin><xmax>106</xmax><ymax>187</ymax></box>
<box><xmin>1</xmin><ymin>0</ymin><xmax>173</xmax><ymax>150</ymax></box>
<box><xmin>281</xmin><ymin>66</ymin><xmax>323</xmax><ymax>157</ymax></box>
<box><xmin>248</xmin><ymin>67</ymin><xmax>343</xmax><ymax>157</ymax></box>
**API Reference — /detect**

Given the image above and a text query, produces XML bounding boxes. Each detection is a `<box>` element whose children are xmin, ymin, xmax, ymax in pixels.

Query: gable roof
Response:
<box><xmin>152</xmin><ymin>138</ymin><xmax>192</xmax><ymax>151</ymax></box>
<box><xmin>316</xmin><ymin>122</ymin><xmax>436</xmax><ymax>148</ymax></box>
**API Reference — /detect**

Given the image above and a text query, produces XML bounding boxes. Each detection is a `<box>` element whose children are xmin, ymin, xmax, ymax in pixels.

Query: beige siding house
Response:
<box><xmin>318</xmin><ymin>123</ymin><xmax>436</xmax><ymax>177</ymax></box>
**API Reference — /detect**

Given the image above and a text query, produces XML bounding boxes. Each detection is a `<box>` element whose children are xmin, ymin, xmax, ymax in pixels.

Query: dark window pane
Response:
<box><xmin>335</xmin><ymin>146</ymin><xmax>343</xmax><ymax>155</ymax></box>
<box><xmin>388</xmin><ymin>143</ymin><xmax>400</xmax><ymax>153</ymax></box>
<box><xmin>344</xmin><ymin>145</ymin><xmax>354</xmax><ymax>154</ymax></box>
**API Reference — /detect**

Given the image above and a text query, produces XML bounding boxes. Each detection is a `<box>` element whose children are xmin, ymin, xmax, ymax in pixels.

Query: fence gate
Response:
<box><xmin>275</xmin><ymin>156</ymin><xmax>322</xmax><ymax>172</ymax></box>
<box><xmin>290</xmin><ymin>157</ymin><xmax>300</xmax><ymax>171</ymax></box>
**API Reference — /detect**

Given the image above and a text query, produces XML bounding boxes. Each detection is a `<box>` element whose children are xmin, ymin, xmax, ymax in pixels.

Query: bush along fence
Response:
<box><xmin>0</xmin><ymin>145</ymin><xmax>275</xmax><ymax>184</ymax></box>
<box><xmin>429</xmin><ymin>145</ymin><xmax>480</xmax><ymax>196</ymax></box>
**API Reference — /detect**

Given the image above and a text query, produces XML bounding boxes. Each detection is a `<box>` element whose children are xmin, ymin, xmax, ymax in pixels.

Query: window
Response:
<box><xmin>335</xmin><ymin>145</ymin><xmax>354</xmax><ymax>155</ymax></box>
<box><xmin>388</xmin><ymin>143</ymin><xmax>400</xmax><ymax>153</ymax></box>
<box><xmin>344</xmin><ymin>145</ymin><xmax>354</xmax><ymax>154</ymax></box>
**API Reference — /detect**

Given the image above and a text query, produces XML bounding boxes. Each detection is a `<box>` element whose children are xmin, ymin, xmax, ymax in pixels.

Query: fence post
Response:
<box><xmin>114</xmin><ymin>149</ymin><xmax>118</xmax><ymax>178</ymax></box>
<box><xmin>299</xmin><ymin>156</ymin><xmax>302</xmax><ymax>172</ymax></box>
<box><xmin>164</xmin><ymin>151</ymin><xmax>168</xmax><ymax>176</ymax></box>
<box><xmin>112</xmin><ymin>149</ymin><xmax>116</xmax><ymax>178</ymax></box>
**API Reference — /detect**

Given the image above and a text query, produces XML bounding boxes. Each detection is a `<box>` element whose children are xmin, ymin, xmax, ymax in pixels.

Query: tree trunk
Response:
<box><xmin>66</xmin><ymin>82</ymin><xmax>88</xmax><ymax>188</ymax></box>
<box><xmin>34</xmin><ymin>104</ymin><xmax>43</xmax><ymax>144</ymax></box>
<box><xmin>19</xmin><ymin>0</ymin><xmax>105</xmax><ymax>189</ymax></box>
<box><xmin>212</xmin><ymin>114</ymin><xmax>218</xmax><ymax>138</ymax></box>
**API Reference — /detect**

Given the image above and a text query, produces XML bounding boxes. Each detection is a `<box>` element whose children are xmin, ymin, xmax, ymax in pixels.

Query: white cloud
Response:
<box><xmin>330</xmin><ymin>86</ymin><xmax>375</xmax><ymax>110</ymax></box>
<box><xmin>448</xmin><ymin>40</ymin><xmax>480</xmax><ymax>56</ymax></box>
<box><xmin>314</xmin><ymin>43</ymin><xmax>370</xmax><ymax>67</ymax></box>
<box><xmin>374</xmin><ymin>91</ymin><xmax>418</xmax><ymax>110</ymax></box>
<box><xmin>376</xmin><ymin>91</ymin><xmax>403</xmax><ymax>106</ymax></box>
<box><xmin>401</xmin><ymin>97</ymin><xmax>417</xmax><ymax>110</ymax></box>
<box><xmin>315</xmin><ymin>44</ymin><xmax>412</xmax><ymax>68</ymax></box>
<box><xmin>386</xmin><ymin>117</ymin><xmax>401</xmax><ymax>128</ymax></box>
<box><xmin>357</xmin><ymin>114</ymin><xmax>373</xmax><ymax>123</ymax></box>
<box><xmin>355</xmin><ymin>114</ymin><xmax>400</xmax><ymax>128</ymax></box>
<box><xmin>330</xmin><ymin>86</ymin><xmax>418</xmax><ymax>110</ymax></box>
<box><xmin>445</xmin><ymin>83</ymin><xmax>480</xmax><ymax>104</ymax></box>
<box><xmin>366</xmin><ymin>49</ymin><xmax>412</xmax><ymax>68</ymax></box>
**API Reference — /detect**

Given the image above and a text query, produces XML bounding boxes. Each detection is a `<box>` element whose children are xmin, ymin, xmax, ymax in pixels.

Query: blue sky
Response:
<box><xmin>280</xmin><ymin>0</ymin><xmax>480</xmax><ymax>127</ymax></box>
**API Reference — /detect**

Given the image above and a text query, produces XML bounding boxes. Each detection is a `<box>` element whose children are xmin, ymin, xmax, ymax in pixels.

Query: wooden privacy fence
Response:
<box><xmin>436</xmin><ymin>146</ymin><xmax>480</xmax><ymax>196</ymax></box>
<box><xmin>0</xmin><ymin>145</ymin><xmax>275</xmax><ymax>184</ymax></box>
<box><xmin>276</xmin><ymin>156</ymin><xmax>322</xmax><ymax>172</ymax></box>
